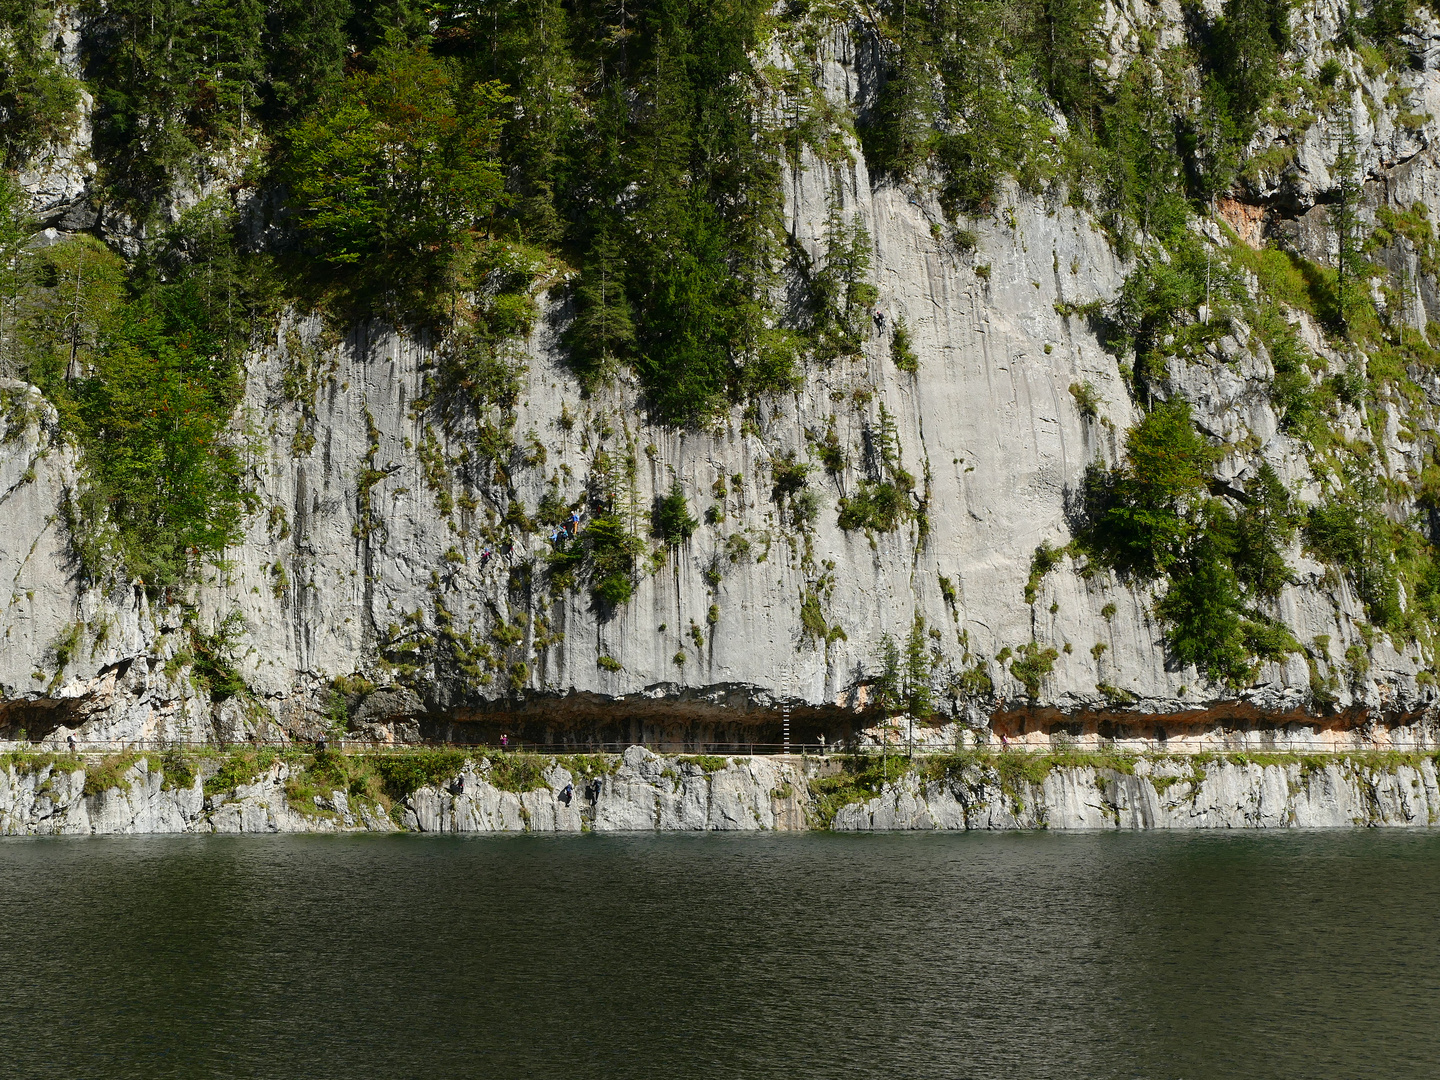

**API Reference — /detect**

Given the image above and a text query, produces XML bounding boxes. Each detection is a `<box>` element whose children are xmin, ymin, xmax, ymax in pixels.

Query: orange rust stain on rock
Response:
<box><xmin>1217</xmin><ymin>196</ymin><xmax>1265</xmax><ymax>248</ymax></box>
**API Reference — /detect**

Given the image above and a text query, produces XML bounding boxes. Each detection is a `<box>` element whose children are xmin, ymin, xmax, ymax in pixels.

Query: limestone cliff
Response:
<box><xmin>3</xmin><ymin>1</ymin><xmax>1440</xmax><ymax>754</ymax></box>
<box><xmin>3</xmin><ymin>747</ymin><xmax>1435</xmax><ymax>834</ymax></box>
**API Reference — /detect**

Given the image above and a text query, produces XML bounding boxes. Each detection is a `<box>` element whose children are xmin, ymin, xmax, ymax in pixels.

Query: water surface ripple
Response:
<box><xmin>1</xmin><ymin>831</ymin><xmax>1435</xmax><ymax>1078</ymax></box>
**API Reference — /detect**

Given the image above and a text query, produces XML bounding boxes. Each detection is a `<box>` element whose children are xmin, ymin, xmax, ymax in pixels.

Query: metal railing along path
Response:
<box><xmin>0</xmin><ymin>738</ymin><xmax>1430</xmax><ymax>757</ymax></box>
<box><xmin>1</xmin><ymin>737</ymin><xmax>839</xmax><ymax>756</ymax></box>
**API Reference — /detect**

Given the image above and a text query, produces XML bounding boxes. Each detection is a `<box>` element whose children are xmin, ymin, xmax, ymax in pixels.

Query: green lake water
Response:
<box><xmin>1</xmin><ymin>830</ymin><xmax>1436</xmax><ymax>1079</ymax></box>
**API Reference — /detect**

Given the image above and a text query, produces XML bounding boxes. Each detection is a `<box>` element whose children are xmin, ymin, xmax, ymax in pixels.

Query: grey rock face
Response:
<box><xmin>0</xmin><ymin>6</ymin><xmax>1438</xmax><ymax>750</ymax></box>
<box><xmin>831</xmin><ymin>757</ymin><xmax>1440</xmax><ymax>830</ymax></box>
<box><xmin>0</xmin><ymin>757</ymin><xmax>390</xmax><ymax>835</ymax></box>
<box><xmin>403</xmin><ymin>746</ymin><xmax>807</xmax><ymax>833</ymax></box>
<box><xmin>3</xmin><ymin>749</ymin><xmax>1435</xmax><ymax>834</ymax></box>
<box><xmin>0</xmin><ymin>747</ymin><xmax>811</xmax><ymax>835</ymax></box>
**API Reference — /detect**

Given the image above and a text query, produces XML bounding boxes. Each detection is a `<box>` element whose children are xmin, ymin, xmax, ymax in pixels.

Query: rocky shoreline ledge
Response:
<box><xmin>3</xmin><ymin>745</ymin><xmax>1436</xmax><ymax>835</ymax></box>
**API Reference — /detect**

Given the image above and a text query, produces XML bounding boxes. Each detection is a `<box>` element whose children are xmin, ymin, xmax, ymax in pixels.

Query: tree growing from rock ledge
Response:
<box><xmin>281</xmin><ymin>39</ymin><xmax>509</xmax><ymax>315</ymax></box>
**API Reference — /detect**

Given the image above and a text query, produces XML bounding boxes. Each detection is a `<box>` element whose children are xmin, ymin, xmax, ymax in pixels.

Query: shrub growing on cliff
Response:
<box><xmin>486</xmin><ymin>753</ymin><xmax>547</xmax><ymax>792</ymax></box>
<box><xmin>1025</xmin><ymin>542</ymin><xmax>1065</xmax><ymax>604</ymax></box>
<box><xmin>82</xmin><ymin>754</ymin><xmax>131</xmax><ymax>797</ymax></box>
<box><xmin>1010</xmin><ymin>641</ymin><xmax>1058</xmax><ymax>698</ymax></box>
<box><xmin>1253</xmin><ymin>308</ymin><xmax>1322</xmax><ymax>438</ymax></box>
<box><xmin>891</xmin><ymin>319</ymin><xmax>919</xmax><ymax>373</ymax></box>
<box><xmin>186</xmin><ymin>611</ymin><xmax>248</xmax><ymax>702</ymax></box>
<box><xmin>1069</xmin><ymin>381</ymin><xmax>1103</xmax><ymax>420</ymax></box>
<box><xmin>159</xmin><ymin>748</ymin><xmax>195</xmax><ymax>791</ymax></box>
<box><xmin>809</xmin><ymin>754</ymin><xmax>915</xmax><ymax>825</ymax></box>
<box><xmin>204</xmin><ymin>749</ymin><xmax>277</xmax><ymax>798</ymax></box>
<box><xmin>1078</xmin><ymin>402</ymin><xmax>1304</xmax><ymax>684</ymax></box>
<box><xmin>838</xmin><ymin>479</ymin><xmax>912</xmax><ymax>532</ymax></box>
<box><xmin>1106</xmin><ymin>239</ymin><xmax>1237</xmax><ymax>397</ymax></box>
<box><xmin>373</xmin><ymin>750</ymin><xmax>467</xmax><ymax>800</ymax></box>
<box><xmin>1300</xmin><ymin>464</ymin><xmax>1440</xmax><ymax>639</ymax></box>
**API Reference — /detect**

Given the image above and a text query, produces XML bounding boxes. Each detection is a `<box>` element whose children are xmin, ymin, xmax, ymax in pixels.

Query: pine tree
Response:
<box><xmin>903</xmin><ymin>611</ymin><xmax>934</xmax><ymax>718</ymax></box>
<box><xmin>809</xmin><ymin>203</ymin><xmax>878</xmax><ymax>361</ymax></box>
<box><xmin>566</xmin><ymin>226</ymin><xmax>636</xmax><ymax>385</ymax></box>
<box><xmin>344</xmin><ymin>0</ymin><xmax>431</xmax><ymax>54</ymax></box>
<box><xmin>458</xmin><ymin>0</ymin><xmax>577</xmax><ymax>246</ymax></box>
<box><xmin>196</xmin><ymin>0</ymin><xmax>265</xmax><ymax>135</ymax></box>
<box><xmin>876</xmin><ymin>633</ymin><xmax>903</xmax><ymax>714</ymax></box>
<box><xmin>863</xmin><ymin>20</ymin><xmax>935</xmax><ymax>177</ymax></box>
<box><xmin>86</xmin><ymin>0</ymin><xmax>268</xmax><ymax>199</ymax></box>
<box><xmin>261</xmin><ymin>0</ymin><xmax>351</xmax><ymax>121</ymax></box>
<box><xmin>1041</xmin><ymin>0</ymin><xmax>1103</xmax><ymax>128</ymax></box>
<box><xmin>1211</xmin><ymin>0</ymin><xmax>1288</xmax><ymax>126</ymax></box>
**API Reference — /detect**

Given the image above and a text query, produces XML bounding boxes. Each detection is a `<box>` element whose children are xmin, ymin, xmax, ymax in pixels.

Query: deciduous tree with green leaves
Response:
<box><xmin>281</xmin><ymin>39</ymin><xmax>509</xmax><ymax>314</ymax></box>
<box><xmin>1082</xmin><ymin>399</ymin><xmax>1217</xmax><ymax>576</ymax></box>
